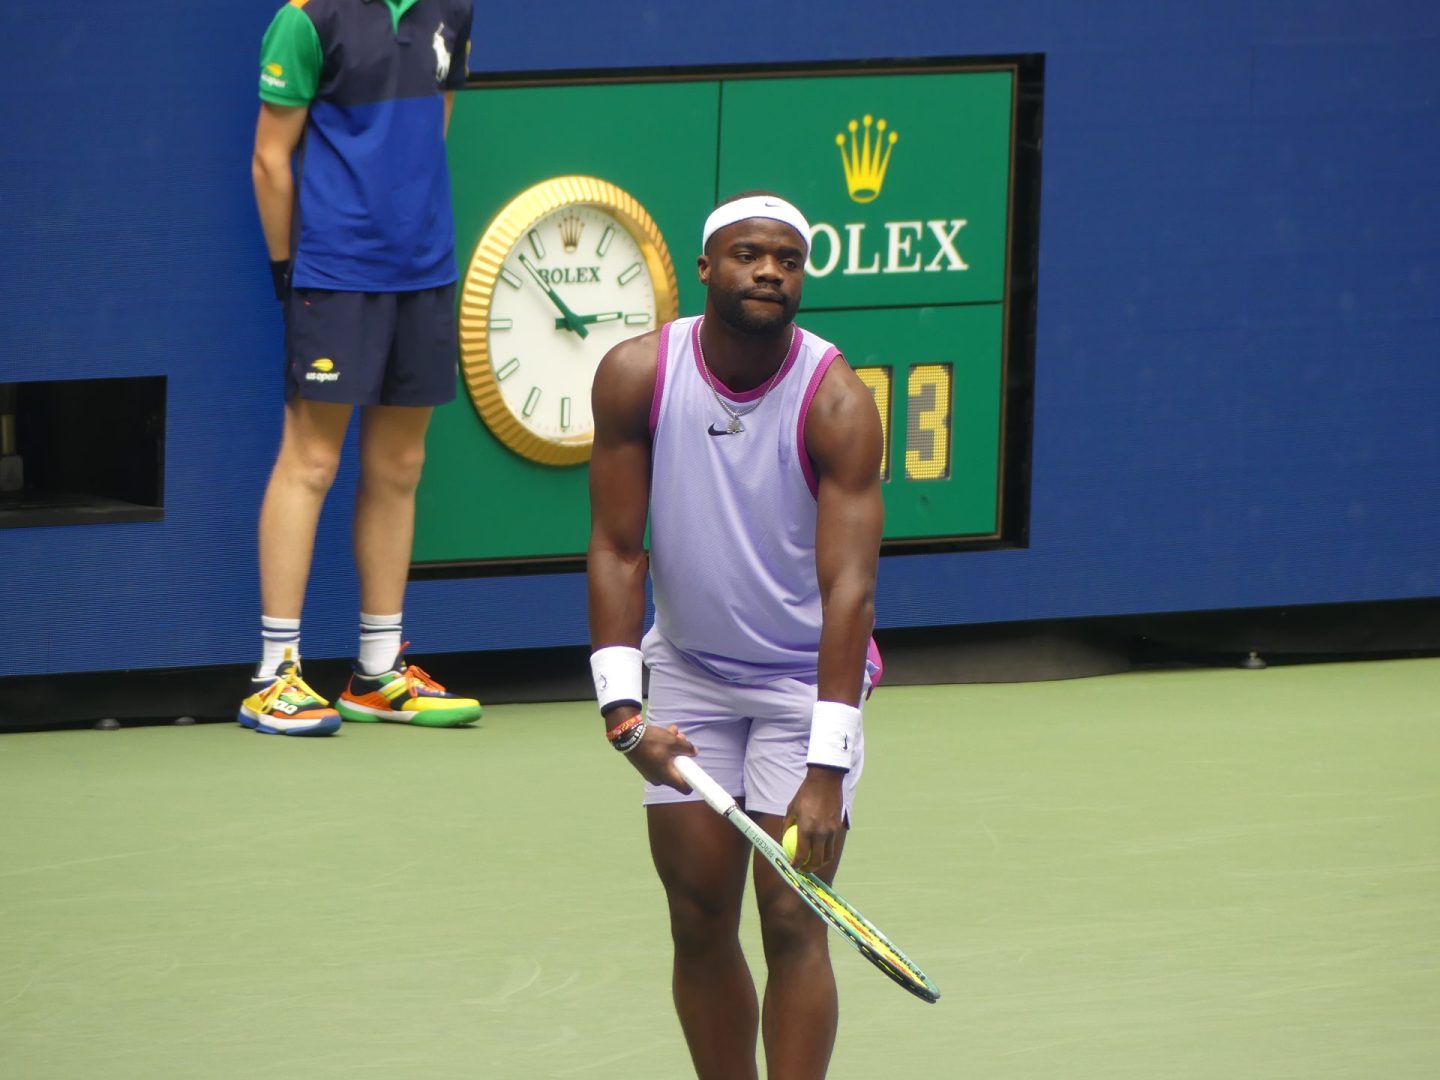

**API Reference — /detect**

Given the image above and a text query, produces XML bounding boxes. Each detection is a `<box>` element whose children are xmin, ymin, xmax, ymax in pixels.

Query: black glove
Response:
<box><xmin>269</xmin><ymin>258</ymin><xmax>292</xmax><ymax>302</ymax></box>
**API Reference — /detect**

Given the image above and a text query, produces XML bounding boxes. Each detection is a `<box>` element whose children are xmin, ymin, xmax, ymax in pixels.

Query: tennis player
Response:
<box><xmin>587</xmin><ymin>192</ymin><xmax>885</xmax><ymax>1078</ymax></box>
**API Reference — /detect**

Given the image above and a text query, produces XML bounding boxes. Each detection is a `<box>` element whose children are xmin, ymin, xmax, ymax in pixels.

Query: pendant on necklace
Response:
<box><xmin>727</xmin><ymin>417</ymin><xmax>743</xmax><ymax>434</ymax></box>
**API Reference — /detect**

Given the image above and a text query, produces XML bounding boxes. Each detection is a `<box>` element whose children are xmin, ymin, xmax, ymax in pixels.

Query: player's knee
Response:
<box><xmin>361</xmin><ymin>443</ymin><xmax>426</xmax><ymax>494</ymax></box>
<box><xmin>666</xmin><ymin>889</ymin><xmax>741</xmax><ymax>957</ymax></box>
<box><xmin>757</xmin><ymin>893</ymin><xmax>824</xmax><ymax>961</ymax></box>
<box><xmin>277</xmin><ymin>440</ymin><xmax>342</xmax><ymax>495</ymax></box>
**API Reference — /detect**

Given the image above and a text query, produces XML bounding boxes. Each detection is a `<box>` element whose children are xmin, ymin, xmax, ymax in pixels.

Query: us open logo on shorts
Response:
<box><xmin>306</xmin><ymin>358</ymin><xmax>340</xmax><ymax>383</ymax></box>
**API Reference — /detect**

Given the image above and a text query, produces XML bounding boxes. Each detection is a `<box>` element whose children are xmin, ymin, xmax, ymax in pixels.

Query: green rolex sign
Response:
<box><xmin>414</xmin><ymin>64</ymin><xmax>1022</xmax><ymax>571</ymax></box>
<box><xmin>719</xmin><ymin>72</ymin><xmax>1013</xmax><ymax>309</ymax></box>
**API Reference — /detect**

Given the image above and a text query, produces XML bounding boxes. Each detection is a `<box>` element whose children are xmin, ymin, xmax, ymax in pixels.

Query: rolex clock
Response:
<box><xmin>458</xmin><ymin>176</ymin><xmax>679</xmax><ymax>465</ymax></box>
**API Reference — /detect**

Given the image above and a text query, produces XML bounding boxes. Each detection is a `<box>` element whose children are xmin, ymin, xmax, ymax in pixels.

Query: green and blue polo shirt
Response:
<box><xmin>259</xmin><ymin>0</ymin><xmax>473</xmax><ymax>291</ymax></box>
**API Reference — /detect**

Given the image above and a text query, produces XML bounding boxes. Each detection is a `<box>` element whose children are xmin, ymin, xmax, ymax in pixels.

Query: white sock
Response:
<box><xmin>259</xmin><ymin>616</ymin><xmax>301</xmax><ymax>680</ymax></box>
<box><xmin>359</xmin><ymin>612</ymin><xmax>403</xmax><ymax>676</ymax></box>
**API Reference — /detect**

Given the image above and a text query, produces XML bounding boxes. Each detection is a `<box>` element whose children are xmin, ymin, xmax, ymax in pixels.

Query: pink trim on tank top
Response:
<box><xmin>649</xmin><ymin>321</ymin><xmax>672</xmax><ymax>438</ymax></box>
<box><xmin>689</xmin><ymin>317</ymin><xmax>803</xmax><ymax>402</ymax></box>
<box><xmin>796</xmin><ymin>345</ymin><xmax>842</xmax><ymax>500</ymax></box>
<box><xmin>866</xmin><ymin>636</ymin><xmax>885</xmax><ymax>693</ymax></box>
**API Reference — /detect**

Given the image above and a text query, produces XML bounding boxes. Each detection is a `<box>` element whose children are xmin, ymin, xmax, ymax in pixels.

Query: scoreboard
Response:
<box><xmin>413</xmin><ymin>62</ymin><xmax>1026</xmax><ymax>571</ymax></box>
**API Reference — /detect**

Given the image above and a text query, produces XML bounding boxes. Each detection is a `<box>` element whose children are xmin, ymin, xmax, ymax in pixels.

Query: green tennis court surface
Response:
<box><xmin>2</xmin><ymin>659</ymin><xmax>1436</xmax><ymax>1078</ymax></box>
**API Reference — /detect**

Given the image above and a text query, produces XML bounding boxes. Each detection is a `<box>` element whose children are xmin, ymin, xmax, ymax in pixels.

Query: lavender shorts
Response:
<box><xmin>640</xmin><ymin>630</ymin><xmax>867</xmax><ymax>820</ymax></box>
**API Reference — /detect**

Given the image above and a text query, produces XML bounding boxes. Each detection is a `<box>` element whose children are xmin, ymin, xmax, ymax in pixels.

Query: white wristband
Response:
<box><xmin>806</xmin><ymin>700</ymin><xmax>862</xmax><ymax>771</ymax></box>
<box><xmin>590</xmin><ymin>646</ymin><xmax>644</xmax><ymax>714</ymax></box>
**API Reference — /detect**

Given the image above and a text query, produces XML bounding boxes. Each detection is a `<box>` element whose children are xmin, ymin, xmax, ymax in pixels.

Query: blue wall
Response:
<box><xmin>3</xmin><ymin>1</ymin><xmax>1437</xmax><ymax>676</ymax></box>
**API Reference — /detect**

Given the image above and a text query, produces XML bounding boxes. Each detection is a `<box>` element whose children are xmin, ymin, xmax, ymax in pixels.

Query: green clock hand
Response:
<box><xmin>518</xmin><ymin>254</ymin><xmax>588</xmax><ymax>339</ymax></box>
<box><xmin>554</xmin><ymin>311</ymin><xmax>625</xmax><ymax>329</ymax></box>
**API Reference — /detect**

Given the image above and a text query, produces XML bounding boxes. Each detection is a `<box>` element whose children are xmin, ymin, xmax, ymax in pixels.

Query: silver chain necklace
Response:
<box><xmin>696</xmin><ymin>322</ymin><xmax>795</xmax><ymax>435</ymax></box>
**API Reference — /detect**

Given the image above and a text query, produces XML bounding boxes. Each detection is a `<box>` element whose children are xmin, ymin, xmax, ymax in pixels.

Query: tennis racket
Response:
<box><xmin>672</xmin><ymin>754</ymin><xmax>940</xmax><ymax>1004</ymax></box>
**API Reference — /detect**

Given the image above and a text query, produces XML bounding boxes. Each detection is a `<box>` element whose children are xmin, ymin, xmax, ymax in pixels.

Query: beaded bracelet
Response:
<box><xmin>606</xmin><ymin>712</ymin><xmax>647</xmax><ymax>754</ymax></box>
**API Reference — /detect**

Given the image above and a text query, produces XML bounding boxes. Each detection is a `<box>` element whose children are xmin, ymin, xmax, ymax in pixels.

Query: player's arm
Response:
<box><xmin>587</xmin><ymin>334</ymin><xmax>696</xmax><ymax>789</ymax></box>
<box><xmin>252</xmin><ymin>104</ymin><xmax>308</xmax><ymax>265</ymax></box>
<box><xmin>254</xmin><ymin>1</ymin><xmax>320</xmax><ymax>295</ymax></box>
<box><xmin>789</xmin><ymin>359</ymin><xmax>885</xmax><ymax>869</ymax></box>
<box><xmin>811</xmin><ymin>360</ymin><xmax>884</xmax><ymax>710</ymax></box>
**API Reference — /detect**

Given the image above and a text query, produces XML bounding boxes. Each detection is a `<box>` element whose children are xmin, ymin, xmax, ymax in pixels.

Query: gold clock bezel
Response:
<box><xmin>458</xmin><ymin>175</ymin><xmax>680</xmax><ymax>466</ymax></box>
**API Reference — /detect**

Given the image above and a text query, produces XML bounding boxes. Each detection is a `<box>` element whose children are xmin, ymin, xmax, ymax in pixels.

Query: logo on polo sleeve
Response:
<box><xmin>261</xmin><ymin>62</ymin><xmax>288</xmax><ymax>91</ymax></box>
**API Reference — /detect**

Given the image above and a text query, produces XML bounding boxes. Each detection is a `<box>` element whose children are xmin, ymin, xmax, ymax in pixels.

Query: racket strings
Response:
<box><xmin>818</xmin><ymin>893</ymin><xmax>910</xmax><ymax>972</ymax></box>
<box><xmin>807</xmin><ymin>881</ymin><xmax>937</xmax><ymax>1000</ymax></box>
<box><xmin>764</xmin><ymin>836</ymin><xmax>935</xmax><ymax>999</ymax></box>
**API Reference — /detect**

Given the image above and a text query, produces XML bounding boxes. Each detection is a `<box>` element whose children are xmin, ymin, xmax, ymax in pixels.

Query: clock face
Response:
<box><xmin>459</xmin><ymin>177</ymin><xmax>679</xmax><ymax>466</ymax></box>
<box><xmin>489</xmin><ymin>205</ymin><xmax>656</xmax><ymax>444</ymax></box>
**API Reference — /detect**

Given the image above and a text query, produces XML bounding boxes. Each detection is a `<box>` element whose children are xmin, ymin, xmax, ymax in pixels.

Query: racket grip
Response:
<box><xmin>672</xmin><ymin>755</ymin><xmax>736</xmax><ymax>814</ymax></box>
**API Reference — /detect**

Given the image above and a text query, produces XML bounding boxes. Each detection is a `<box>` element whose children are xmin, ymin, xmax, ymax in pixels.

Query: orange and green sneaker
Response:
<box><xmin>238</xmin><ymin>660</ymin><xmax>341</xmax><ymax>737</ymax></box>
<box><xmin>336</xmin><ymin>645</ymin><xmax>482</xmax><ymax>727</ymax></box>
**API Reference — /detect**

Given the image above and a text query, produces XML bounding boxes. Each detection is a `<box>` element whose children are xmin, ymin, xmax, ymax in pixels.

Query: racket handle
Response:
<box><xmin>672</xmin><ymin>755</ymin><xmax>736</xmax><ymax>815</ymax></box>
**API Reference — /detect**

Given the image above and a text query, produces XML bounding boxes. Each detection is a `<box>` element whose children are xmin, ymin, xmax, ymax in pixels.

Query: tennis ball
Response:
<box><xmin>782</xmin><ymin>825</ymin><xmax>799</xmax><ymax>863</ymax></box>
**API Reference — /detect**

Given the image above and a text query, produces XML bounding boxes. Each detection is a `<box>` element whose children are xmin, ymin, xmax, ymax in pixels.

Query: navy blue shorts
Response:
<box><xmin>284</xmin><ymin>284</ymin><xmax>458</xmax><ymax>407</ymax></box>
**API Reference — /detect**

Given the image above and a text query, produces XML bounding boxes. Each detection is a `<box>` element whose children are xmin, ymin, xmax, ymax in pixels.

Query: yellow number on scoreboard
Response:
<box><xmin>854</xmin><ymin>366</ymin><xmax>892</xmax><ymax>480</ymax></box>
<box><xmin>905</xmin><ymin>364</ymin><xmax>952</xmax><ymax>481</ymax></box>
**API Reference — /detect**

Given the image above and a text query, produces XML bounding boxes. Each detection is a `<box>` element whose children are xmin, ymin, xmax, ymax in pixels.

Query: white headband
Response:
<box><xmin>701</xmin><ymin>196</ymin><xmax>812</xmax><ymax>255</ymax></box>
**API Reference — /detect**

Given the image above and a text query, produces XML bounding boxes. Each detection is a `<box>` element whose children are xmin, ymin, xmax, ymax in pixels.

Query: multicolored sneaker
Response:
<box><xmin>238</xmin><ymin>660</ymin><xmax>342</xmax><ymax>736</ymax></box>
<box><xmin>335</xmin><ymin>645</ymin><xmax>482</xmax><ymax>727</ymax></box>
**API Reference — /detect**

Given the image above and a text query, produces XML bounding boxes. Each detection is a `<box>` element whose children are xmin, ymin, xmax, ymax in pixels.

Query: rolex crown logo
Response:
<box><xmin>835</xmin><ymin>114</ymin><xmax>898</xmax><ymax>204</ymax></box>
<box><xmin>558</xmin><ymin>213</ymin><xmax>584</xmax><ymax>253</ymax></box>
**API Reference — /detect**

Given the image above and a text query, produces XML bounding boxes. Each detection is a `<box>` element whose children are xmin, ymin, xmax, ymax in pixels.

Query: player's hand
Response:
<box><xmin>627</xmin><ymin>722</ymin><xmax>697</xmax><ymax>792</ymax></box>
<box><xmin>785</xmin><ymin>766</ymin><xmax>846</xmax><ymax>872</ymax></box>
<box><xmin>270</xmin><ymin>259</ymin><xmax>291</xmax><ymax>302</ymax></box>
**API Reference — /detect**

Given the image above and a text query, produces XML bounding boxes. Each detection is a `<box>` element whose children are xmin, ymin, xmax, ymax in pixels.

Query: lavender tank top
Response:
<box><xmin>644</xmin><ymin>315</ymin><xmax>848</xmax><ymax>684</ymax></box>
